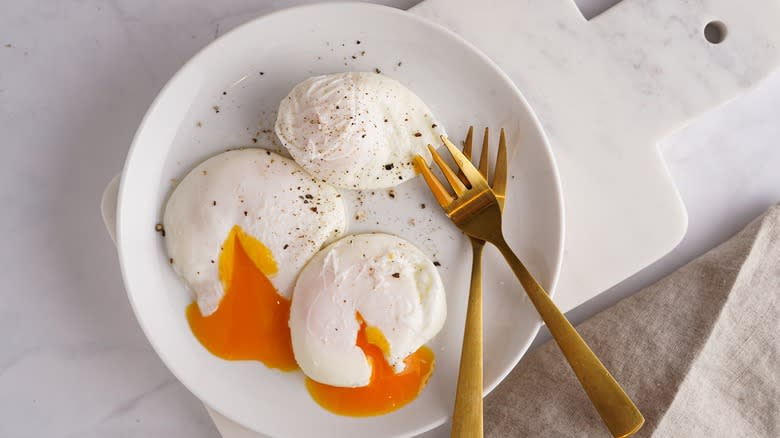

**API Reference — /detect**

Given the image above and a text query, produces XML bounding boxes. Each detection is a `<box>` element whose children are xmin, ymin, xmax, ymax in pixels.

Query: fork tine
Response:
<box><xmin>456</xmin><ymin>126</ymin><xmax>474</xmax><ymax>186</ymax></box>
<box><xmin>441</xmin><ymin>135</ymin><xmax>486</xmax><ymax>188</ymax></box>
<box><xmin>478</xmin><ymin>127</ymin><xmax>489</xmax><ymax>180</ymax></box>
<box><xmin>463</xmin><ymin>126</ymin><xmax>474</xmax><ymax>160</ymax></box>
<box><xmin>493</xmin><ymin>128</ymin><xmax>508</xmax><ymax>205</ymax></box>
<box><xmin>413</xmin><ymin>155</ymin><xmax>454</xmax><ymax>207</ymax></box>
<box><xmin>428</xmin><ymin>144</ymin><xmax>468</xmax><ymax>196</ymax></box>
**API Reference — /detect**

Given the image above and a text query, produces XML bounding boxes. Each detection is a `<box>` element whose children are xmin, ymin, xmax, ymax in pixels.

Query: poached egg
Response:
<box><xmin>275</xmin><ymin>72</ymin><xmax>446</xmax><ymax>190</ymax></box>
<box><xmin>290</xmin><ymin>233</ymin><xmax>446</xmax><ymax>388</ymax></box>
<box><xmin>163</xmin><ymin>148</ymin><xmax>346</xmax><ymax>369</ymax></box>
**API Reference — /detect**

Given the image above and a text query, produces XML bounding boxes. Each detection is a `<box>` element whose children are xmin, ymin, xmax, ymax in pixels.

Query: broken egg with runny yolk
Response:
<box><xmin>290</xmin><ymin>233</ymin><xmax>446</xmax><ymax>416</ymax></box>
<box><xmin>186</xmin><ymin>225</ymin><xmax>297</xmax><ymax>370</ymax></box>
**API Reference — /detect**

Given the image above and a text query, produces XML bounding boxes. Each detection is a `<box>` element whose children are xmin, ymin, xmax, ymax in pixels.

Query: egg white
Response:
<box><xmin>163</xmin><ymin>149</ymin><xmax>347</xmax><ymax>316</ymax></box>
<box><xmin>275</xmin><ymin>72</ymin><xmax>446</xmax><ymax>190</ymax></box>
<box><xmin>289</xmin><ymin>233</ymin><xmax>446</xmax><ymax>387</ymax></box>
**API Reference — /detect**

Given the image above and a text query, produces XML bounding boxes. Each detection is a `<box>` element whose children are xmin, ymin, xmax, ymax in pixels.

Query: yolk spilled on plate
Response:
<box><xmin>305</xmin><ymin>314</ymin><xmax>435</xmax><ymax>416</ymax></box>
<box><xmin>186</xmin><ymin>225</ymin><xmax>297</xmax><ymax>371</ymax></box>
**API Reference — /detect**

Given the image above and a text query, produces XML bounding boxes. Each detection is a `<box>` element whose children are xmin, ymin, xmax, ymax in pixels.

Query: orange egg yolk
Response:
<box><xmin>186</xmin><ymin>225</ymin><xmax>297</xmax><ymax>371</ymax></box>
<box><xmin>305</xmin><ymin>315</ymin><xmax>435</xmax><ymax>416</ymax></box>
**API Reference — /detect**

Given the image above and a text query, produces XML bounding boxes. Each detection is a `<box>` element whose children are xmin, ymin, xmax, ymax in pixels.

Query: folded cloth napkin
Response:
<box><xmin>485</xmin><ymin>205</ymin><xmax>780</xmax><ymax>437</ymax></box>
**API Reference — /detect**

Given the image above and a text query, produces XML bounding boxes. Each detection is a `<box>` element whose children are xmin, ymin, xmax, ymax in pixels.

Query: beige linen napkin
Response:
<box><xmin>486</xmin><ymin>205</ymin><xmax>780</xmax><ymax>437</ymax></box>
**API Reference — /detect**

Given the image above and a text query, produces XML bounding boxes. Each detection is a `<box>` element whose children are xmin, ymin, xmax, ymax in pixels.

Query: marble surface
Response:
<box><xmin>1</xmin><ymin>1</ymin><xmax>778</xmax><ymax>437</ymax></box>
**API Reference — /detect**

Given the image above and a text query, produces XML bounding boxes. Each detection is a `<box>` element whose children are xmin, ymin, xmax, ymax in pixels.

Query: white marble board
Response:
<box><xmin>412</xmin><ymin>0</ymin><xmax>780</xmax><ymax>312</ymax></box>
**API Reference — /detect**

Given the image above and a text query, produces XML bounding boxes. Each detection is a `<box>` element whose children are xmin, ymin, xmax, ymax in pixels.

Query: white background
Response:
<box><xmin>1</xmin><ymin>0</ymin><xmax>778</xmax><ymax>436</ymax></box>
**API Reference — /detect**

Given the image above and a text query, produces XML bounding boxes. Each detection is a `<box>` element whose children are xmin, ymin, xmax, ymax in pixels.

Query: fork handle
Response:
<box><xmin>451</xmin><ymin>238</ymin><xmax>485</xmax><ymax>438</ymax></box>
<box><xmin>493</xmin><ymin>238</ymin><xmax>644</xmax><ymax>438</ymax></box>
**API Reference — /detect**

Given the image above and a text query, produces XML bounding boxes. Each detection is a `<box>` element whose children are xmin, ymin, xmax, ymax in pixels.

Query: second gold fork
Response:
<box><xmin>439</xmin><ymin>127</ymin><xmax>507</xmax><ymax>438</ymax></box>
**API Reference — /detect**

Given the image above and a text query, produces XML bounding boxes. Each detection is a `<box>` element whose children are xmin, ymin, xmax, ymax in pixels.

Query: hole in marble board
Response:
<box><xmin>704</xmin><ymin>21</ymin><xmax>727</xmax><ymax>44</ymax></box>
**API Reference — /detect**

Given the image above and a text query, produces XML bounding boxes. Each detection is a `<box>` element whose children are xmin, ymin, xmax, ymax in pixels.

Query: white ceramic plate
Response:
<box><xmin>115</xmin><ymin>3</ymin><xmax>563</xmax><ymax>437</ymax></box>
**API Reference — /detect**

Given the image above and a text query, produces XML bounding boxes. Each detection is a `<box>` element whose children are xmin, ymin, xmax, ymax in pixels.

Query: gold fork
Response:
<box><xmin>414</xmin><ymin>132</ymin><xmax>644</xmax><ymax>438</ymax></box>
<box><xmin>429</xmin><ymin>127</ymin><xmax>507</xmax><ymax>438</ymax></box>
